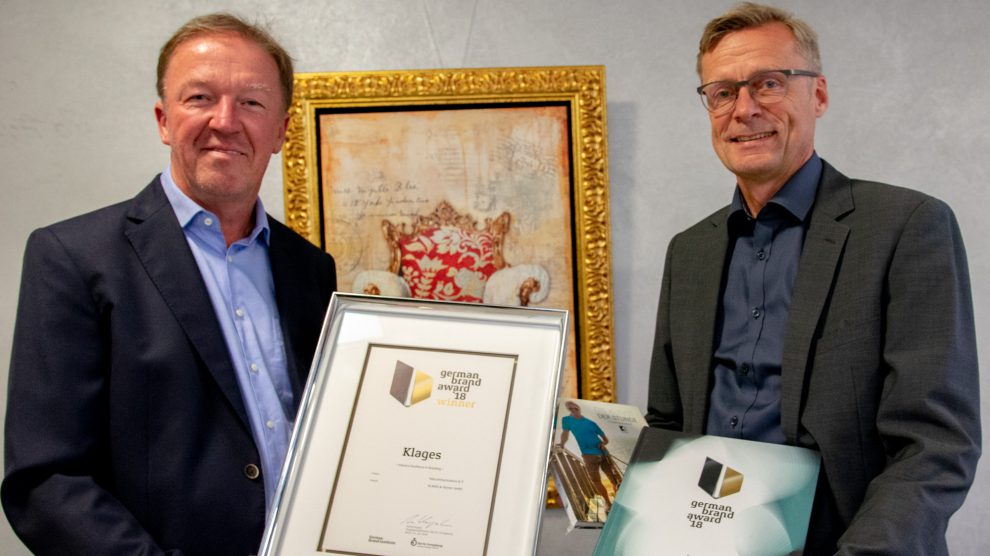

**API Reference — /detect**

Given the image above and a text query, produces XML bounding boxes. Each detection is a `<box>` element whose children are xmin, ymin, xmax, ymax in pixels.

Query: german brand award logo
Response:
<box><xmin>686</xmin><ymin>457</ymin><xmax>741</xmax><ymax>529</ymax></box>
<box><xmin>389</xmin><ymin>360</ymin><xmax>433</xmax><ymax>407</ymax></box>
<box><xmin>698</xmin><ymin>456</ymin><xmax>743</xmax><ymax>499</ymax></box>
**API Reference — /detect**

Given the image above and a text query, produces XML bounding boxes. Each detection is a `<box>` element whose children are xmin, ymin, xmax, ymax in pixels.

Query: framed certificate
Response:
<box><xmin>260</xmin><ymin>293</ymin><xmax>569</xmax><ymax>555</ymax></box>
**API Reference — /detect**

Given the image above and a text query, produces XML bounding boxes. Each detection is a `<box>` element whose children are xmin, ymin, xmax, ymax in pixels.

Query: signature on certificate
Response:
<box><xmin>400</xmin><ymin>514</ymin><xmax>453</xmax><ymax>530</ymax></box>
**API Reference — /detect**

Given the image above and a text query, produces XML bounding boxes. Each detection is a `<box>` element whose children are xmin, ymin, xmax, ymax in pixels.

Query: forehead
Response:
<box><xmin>164</xmin><ymin>33</ymin><xmax>279</xmax><ymax>91</ymax></box>
<box><xmin>700</xmin><ymin>22</ymin><xmax>806</xmax><ymax>82</ymax></box>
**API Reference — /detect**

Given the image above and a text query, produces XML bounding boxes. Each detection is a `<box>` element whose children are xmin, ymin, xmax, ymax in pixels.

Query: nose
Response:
<box><xmin>732</xmin><ymin>85</ymin><xmax>762</xmax><ymax>119</ymax></box>
<box><xmin>210</xmin><ymin>97</ymin><xmax>239</xmax><ymax>133</ymax></box>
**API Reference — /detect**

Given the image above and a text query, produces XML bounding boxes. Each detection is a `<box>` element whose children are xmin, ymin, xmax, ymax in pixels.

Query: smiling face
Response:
<box><xmin>154</xmin><ymin>33</ymin><xmax>289</xmax><ymax>215</ymax></box>
<box><xmin>700</xmin><ymin>22</ymin><xmax>828</xmax><ymax>194</ymax></box>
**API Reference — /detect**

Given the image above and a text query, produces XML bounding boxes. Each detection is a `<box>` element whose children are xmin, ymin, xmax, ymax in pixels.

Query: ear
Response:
<box><xmin>154</xmin><ymin>100</ymin><xmax>171</xmax><ymax>146</ymax></box>
<box><xmin>271</xmin><ymin>111</ymin><xmax>290</xmax><ymax>154</ymax></box>
<box><xmin>814</xmin><ymin>75</ymin><xmax>829</xmax><ymax>118</ymax></box>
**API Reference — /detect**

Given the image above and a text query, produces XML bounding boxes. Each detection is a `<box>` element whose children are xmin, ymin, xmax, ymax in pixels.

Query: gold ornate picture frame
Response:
<box><xmin>281</xmin><ymin>65</ymin><xmax>614</xmax><ymax>402</ymax></box>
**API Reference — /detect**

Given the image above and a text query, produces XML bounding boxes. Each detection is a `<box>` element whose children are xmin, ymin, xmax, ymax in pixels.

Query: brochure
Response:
<box><xmin>549</xmin><ymin>398</ymin><xmax>647</xmax><ymax>529</ymax></box>
<box><xmin>594</xmin><ymin>427</ymin><xmax>820</xmax><ymax>556</ymax></box>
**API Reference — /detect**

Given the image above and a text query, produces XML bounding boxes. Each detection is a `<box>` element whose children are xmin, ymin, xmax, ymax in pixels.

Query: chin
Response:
<box><xmin>725</xmin><ymin>154</ymin><xmax>780</xmax><ymax>176</ymax></box>
<box><xmin>193</xmin><ymin>175</ymin><xmax>254</xmax><ymax>197</ymax></box>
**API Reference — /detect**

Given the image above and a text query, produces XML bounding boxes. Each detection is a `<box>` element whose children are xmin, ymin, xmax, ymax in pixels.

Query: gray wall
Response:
<box><xmin>1</xmin><ymin>1</ymin><xmax>987</xmax><ymax>554</ymax></box>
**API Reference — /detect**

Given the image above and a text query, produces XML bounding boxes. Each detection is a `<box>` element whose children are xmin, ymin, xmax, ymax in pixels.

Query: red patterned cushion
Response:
<box><xmin>398</xmin><ymin>226</ymin><xmax>499</xmax><ymax>302</ymax></box>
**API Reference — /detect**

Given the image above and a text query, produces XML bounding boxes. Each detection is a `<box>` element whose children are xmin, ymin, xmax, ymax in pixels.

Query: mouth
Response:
<box><xmin>203</xmin><ymin>146</ymin><xmax>247</xmax><ymax>157</ymax></box>
<box><xmin>730</xmin><ymin>131</ymin><xmax>776</xmax><ymax>143</ymax></box>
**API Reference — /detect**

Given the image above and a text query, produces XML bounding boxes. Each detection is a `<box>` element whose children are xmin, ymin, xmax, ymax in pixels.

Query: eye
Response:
<box><xmin>240</xmin><ymin>94</ymin><xmax>274</xmax><ymax>111</ymax></box>
<box><xmin>753</xmin><ymin>73</ymin><xmax>785</xmax><ymax>92</ymax></box>
<box><xmin>706</xmin><ymin>84</ymin><xmax>735</xmax><ymax>106</ymax></box>
<box><xmin>183</xmin><ymin>93</ymin><xmax>212</xmax><ymax>105</ymax></box>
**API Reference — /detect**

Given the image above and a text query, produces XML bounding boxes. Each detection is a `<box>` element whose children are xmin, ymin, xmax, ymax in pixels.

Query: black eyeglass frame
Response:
<box><xmin>696</xmin><ymin>69</ymin><xmax>820</xmax><ymax>113</ymax></box>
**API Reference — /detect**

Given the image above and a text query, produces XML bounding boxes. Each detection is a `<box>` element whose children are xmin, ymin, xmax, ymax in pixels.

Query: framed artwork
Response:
<box><xmin>259</xmin><ymin>294</ymin><xmax>569</xmax><ymax>555</ymax></box>
<box><xmin>281</xmin><ymin>66</ymin><xmax>614</xmax><ymax>401</ymax></box>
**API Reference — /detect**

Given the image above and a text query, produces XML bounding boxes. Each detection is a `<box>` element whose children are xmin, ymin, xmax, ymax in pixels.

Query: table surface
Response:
<box><xmin>536</xmin><ymin>508</ymin><xmax>602</xmax><ymax>555</ymax></box>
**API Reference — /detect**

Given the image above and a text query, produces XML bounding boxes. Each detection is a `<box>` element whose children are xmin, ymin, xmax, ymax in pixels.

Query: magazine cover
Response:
<box><xmin>549</xmin><ymin>398</ymin><xmax>647</xmax><ymax>529</ymax></box>
<box><xmin>593</xmin><ymin>428</ymin><xmax>820</xmax><ymax>555</ymax></box>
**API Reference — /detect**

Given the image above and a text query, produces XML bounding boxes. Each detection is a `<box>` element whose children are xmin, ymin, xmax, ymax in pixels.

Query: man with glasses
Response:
<box><xmin>646</xmin><ymin>3</ymin><xmax>979</xmax><ymax>554</ymax></box>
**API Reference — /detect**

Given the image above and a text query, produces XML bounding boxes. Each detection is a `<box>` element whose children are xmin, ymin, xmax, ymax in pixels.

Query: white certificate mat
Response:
<box><xmin>320</xmin><ymin>345</ymin><xmax>516</xmax><ymax>553</ymax></box>
<box><xmin>260</xmin><ymin>294</ymin><xmax>568</xmax><ymax>556</ymax></box>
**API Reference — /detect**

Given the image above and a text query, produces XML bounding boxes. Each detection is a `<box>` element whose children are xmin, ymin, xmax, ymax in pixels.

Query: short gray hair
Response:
<box><xmin>697</xmin><ymin>2</ymin><xmax>822</xmax><ymax>76</ymax></box>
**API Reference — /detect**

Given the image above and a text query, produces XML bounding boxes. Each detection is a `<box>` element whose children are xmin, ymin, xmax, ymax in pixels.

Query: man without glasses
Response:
<box><xmin>559</xmin><ymin>401</ymin><xmax>621</xmax><ymax>513</ymax></box>
<box><xmin>3</xmin><ymin>13</ymin><xmax>336</xmax><ymax>555</ymax></box>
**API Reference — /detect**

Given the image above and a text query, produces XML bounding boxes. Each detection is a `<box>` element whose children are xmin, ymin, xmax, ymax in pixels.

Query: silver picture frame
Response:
<box><xmin>260</xmin><ymin>293</ymin><xmax>568</xmax><ymax>555</ymax></box>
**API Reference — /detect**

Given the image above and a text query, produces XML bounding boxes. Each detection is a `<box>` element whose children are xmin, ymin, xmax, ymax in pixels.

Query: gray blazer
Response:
<box><xmin>646</xmin><ymin>160</ymin><xmax>981</xmax><ymax>554</ymax></box>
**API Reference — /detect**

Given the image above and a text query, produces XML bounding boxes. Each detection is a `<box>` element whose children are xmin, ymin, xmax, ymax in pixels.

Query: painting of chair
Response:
<box><xmin>352</xmin><ymin>201</ymin><xmax>549</xmax><ymax>307</ymax></box>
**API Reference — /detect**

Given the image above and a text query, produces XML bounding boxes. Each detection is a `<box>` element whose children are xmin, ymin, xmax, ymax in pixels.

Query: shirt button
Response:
<box><xmin>730</xmin><ymin>416</ymin><xmax>739</xmax><ymax>428</ymax></box>
<box><xmin>266</xmin><ymin>420</ymin><xmax>275</xmax><ymax>430</ymax></box>
<box><xmin>250</xmin><ymin>363</ymin><xmax>259</xmax><ymax>373</ymax></box>
<box><xmin>226</xmin><ymin>254</ymin><xmax>233</xmax><ymax>263</ymax></box>
<box><xmin>752</xmin><ymin>308</ymin><xmax>761</xmax><ymax>319</ymax></box>
<box><xmin>235</xmin><ymin>308</ymin><xmax>245</xmax><ymax>318</ymax></box>
<box><xmin>244</xmin><ymin>464</ymin><xmax>261</xmax><ymax>480</ymax></box>
<box><xmin>740</xmin><ymin>364</ymin><xmax>750</xmax><ymax>375</ymax></box>
<box><xmin>203</xmin><ymin>217</ymin><xmax>213</xmax><ymax>226</ymax></box>
<box><xmin>756</xmin><ymin>250</ymin><xmax>766</xmax><ymax>260</ymax></box>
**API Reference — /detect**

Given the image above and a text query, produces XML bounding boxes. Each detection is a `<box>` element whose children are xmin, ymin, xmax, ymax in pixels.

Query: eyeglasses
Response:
<box><xmin>697</xmin><ymin>69</ymin><xmax>819</xmax><ymax>114</ymax></box>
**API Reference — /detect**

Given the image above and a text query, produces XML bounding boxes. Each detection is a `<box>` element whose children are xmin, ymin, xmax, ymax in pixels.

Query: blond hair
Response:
<box><xmin>157</xmin><ymin>13</ymin><xmax>294</xmax><ymax>111</ymax></box>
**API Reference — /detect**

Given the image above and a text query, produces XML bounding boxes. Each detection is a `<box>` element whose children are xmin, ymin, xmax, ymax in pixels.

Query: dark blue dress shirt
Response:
<box><xmin>706</xmin><ymin>154</ymin><xmax>822</xmax><ymax>443</ymax></box>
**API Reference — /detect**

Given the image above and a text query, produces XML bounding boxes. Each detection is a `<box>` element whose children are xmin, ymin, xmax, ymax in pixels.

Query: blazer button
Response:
<box><xmin>244</xmin><ymin>463</ymin><xmax>261</xmax><ymax>481</ymax></box>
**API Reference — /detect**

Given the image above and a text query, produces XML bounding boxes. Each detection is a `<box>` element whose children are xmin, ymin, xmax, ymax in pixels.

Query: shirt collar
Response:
<box><xmin>728</xmin><ymin>152</ymin><xmax>822</xmax><ymax>223</ymax></box>
<box><xmin>160</xmin><ymin>164</ymin><xmax>270</xmax><ymax>245</ymax></box>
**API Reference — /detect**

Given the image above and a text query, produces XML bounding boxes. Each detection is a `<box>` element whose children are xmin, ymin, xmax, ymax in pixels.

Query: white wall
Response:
<box><xmin>1</xmin><ymin>1</ymin><xmax>987</xmax><ymax>554</ymax></box>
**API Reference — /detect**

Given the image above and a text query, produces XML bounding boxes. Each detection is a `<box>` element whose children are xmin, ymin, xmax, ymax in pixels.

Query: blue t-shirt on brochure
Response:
<box><xmin>562</xmin><ymin>415</ymin><xmax>606</xmax><ymax>456</ymax></box>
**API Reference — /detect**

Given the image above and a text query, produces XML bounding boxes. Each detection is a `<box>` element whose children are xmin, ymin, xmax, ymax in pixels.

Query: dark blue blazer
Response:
<box><xmin>2</xmin><ymin>177</ymin><xmax>336</xmax><ymax>555</ymax></box>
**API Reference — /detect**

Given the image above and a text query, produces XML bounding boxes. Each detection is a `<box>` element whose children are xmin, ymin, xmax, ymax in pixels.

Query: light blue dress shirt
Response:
<box><xmin>161</xmin><ymin>167</ymin><xmax>294</xmax><ymax>510</ymax></box>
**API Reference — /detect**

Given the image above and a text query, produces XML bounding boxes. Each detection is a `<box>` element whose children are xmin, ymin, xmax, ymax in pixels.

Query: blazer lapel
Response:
<box><xmin>781</xmin><ymin>162</ymin><xmax>854</xmax><ymax>443</ymax></box>
<box><xmin>670</xmin><ymin>209</ymin><xmax>729</xmax><ymax>432</ymax></box>
<box><xmin>268</xmin><ymin>222</ymin><xmax>311</xmax><ymax>400</ymax></box>
<box><xmin>123</xmin><ymin>178</ymin><xmax>251</xmax><ymax>428</ymax></box>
